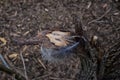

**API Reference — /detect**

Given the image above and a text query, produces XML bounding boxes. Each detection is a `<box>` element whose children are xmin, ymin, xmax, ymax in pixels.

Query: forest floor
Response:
<box><xmin>0</xmin><ymin>0</ymin><xmax>120</xmax><ymax>80</ymax></box>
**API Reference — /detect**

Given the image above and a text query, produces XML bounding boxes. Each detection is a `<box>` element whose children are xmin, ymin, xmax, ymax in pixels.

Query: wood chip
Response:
<box><xmin>9</xmin><ymin>53</ymin><xmax>18</xmax><ymax>59</ymax></box>
<box><xmin>0</xmin><ymin>37</ymin><xmax>7</xmax><ymax>47</ymax></box>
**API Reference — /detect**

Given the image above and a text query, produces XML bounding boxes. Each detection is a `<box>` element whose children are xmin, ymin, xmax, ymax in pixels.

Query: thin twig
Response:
<box><xmin>20</xmin><ymin>46</ymin><xmax>28</xmax><ymax>80</ymax></box>
<box><xmin>37</xmin><ymin>58</ymin><xmax>46</xmax><ymax>69</ymax></box>
<box><xmin>0</xmin><ymin>64</ymin><xmax>22</xmax><ymax>80</ymax></box>
<box><xmin>32</xmin><ymin>73</ymin><xmax>52</xmax><ymax>80</ymax></box>
<box><xmin>4</xmin><ymin>54</ymin><xmax>26</xmax><ymax>79</ymax></box>
<box><xmin>1</xmin><ymin>54</ymin><xmax>27</xmax><ymax>80</ymax></box>
<box><xmin>0</xmin><ymin>54</ymin><xmax>10</xmax><ymax>68</ymax></box>
<box><xmin>13</xmin><ymin>38</ymin><xmax>42</xmax><ymax>46</ymax></box>
<box><xmin>88</xmin><ymin>8</ymin><xmax>112</xmax><ymax>24</ymax></box>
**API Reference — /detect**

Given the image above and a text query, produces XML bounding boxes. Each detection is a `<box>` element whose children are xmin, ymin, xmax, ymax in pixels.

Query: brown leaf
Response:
<box><xmin>46</xmin><ymin>31</ymin><xmax>70</xmax><ymax>47</ymax></box>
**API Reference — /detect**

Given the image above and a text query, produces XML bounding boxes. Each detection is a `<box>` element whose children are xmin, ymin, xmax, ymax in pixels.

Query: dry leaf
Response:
<box><xmin>46</xmin><ymin>31</ymin><xmax>70</xmax><ymax>47</ymax></box>
<box><xmin>0</xmin><ymin>37</ymin><xmax>7</xmax><ymax>47</ymax></box>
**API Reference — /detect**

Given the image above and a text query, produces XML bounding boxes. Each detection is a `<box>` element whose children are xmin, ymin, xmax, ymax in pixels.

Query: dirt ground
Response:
<box><xmin>0</xmin><ymin>0</ymin><xmax>120</xmax><ymax>80</ymax></box>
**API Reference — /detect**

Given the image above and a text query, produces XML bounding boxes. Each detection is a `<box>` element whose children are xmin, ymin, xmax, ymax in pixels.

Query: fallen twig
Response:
<box><xmin>4</xmin><ymin>54</ymin><xmax>26</xmax><ymax>80</ymax></box>
<box><xmin>0</xmin><ymin>62</ymin><xmax>26</xmax><ymax>80</ymax></box>
<box><xmin>13</xmin><ymin>38</ymin><xmax>42</xmax><ymax>46</ymax></box>
<box><xmin>0</xmin><ymin>54</ymin><xmax>10</xmax><ymax>68</ymax></box>
<box><xmin>37</xmin><ymin>58</ymin><xmax>46</xmax><ymax>69</ymax></box>
<box><xmin>20</xmin><ymin>46</ymin><xmax>28</xmax><ymax>80</ymax></box>
<box><xmin>88</xmin><ymin>8</ymin><xmax>111</xmax><ymax>24</ymax></box>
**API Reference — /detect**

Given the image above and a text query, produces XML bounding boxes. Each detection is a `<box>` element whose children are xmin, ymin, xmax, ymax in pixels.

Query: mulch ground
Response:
<box><xmin>0</xmin><ymin>0</ymin><xmax>120</xmax><ymax>80</ymax></box>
